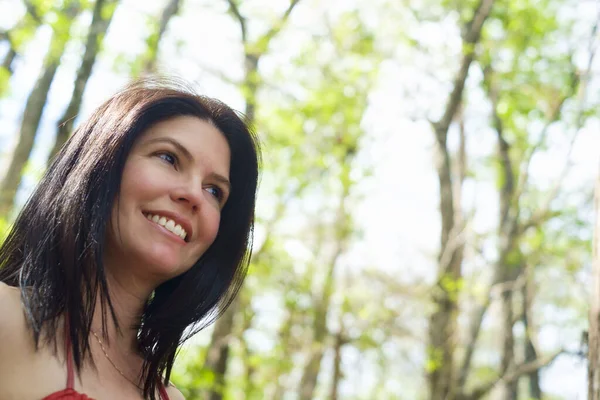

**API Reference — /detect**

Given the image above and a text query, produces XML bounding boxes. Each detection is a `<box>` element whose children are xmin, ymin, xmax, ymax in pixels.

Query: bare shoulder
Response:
<box><xmin>165</xmin><ymin>384</ymin><xmax>186</xmax><ymax>400</ymax></box>
<box><xmin>0</xmin><ymin>281</ymin><xmax>31</xmax><ymax>388</ymax></box>
<box><xmin>0</xmin><ymin>281</ymin><xmax>24</xmax><ymax>331</ymax></box>
<box><xmin>0</xmin><ymin>280</ymin><xmax>20</xmax><ymax>300</ymax></box>
<box><xmin>0</xmin><ymin>281</ymin><xmax>29</xmax><ymax>350</ymax></box>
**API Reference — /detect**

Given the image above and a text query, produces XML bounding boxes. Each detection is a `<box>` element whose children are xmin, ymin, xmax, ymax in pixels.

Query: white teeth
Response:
<box><xmin>173</xmin><ymin>225</ymin><xmax>182</xmax><ymax>235</ymax></box>
<box><xmin>144</xmin><ymin>213</ymin><xmax>188</xmax><ymax>240</ymax></box>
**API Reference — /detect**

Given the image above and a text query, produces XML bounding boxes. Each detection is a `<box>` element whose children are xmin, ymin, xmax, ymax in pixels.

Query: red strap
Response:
<box><xmin>158</xmin><ymin>382</ymin><xmax>170</xmax><ymax>400</ymax></box>
<box><xmin>64</xmin><ymin>315</ymin><xmax>169</xmax><ymax>399</ymax></box>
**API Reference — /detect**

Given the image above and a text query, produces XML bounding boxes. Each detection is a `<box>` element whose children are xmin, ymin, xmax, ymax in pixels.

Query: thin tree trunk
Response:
<box><xmin>203</xmin><ymin>297</ymin><xmax>240</xmax><ymax>400</ymax></box>
<box><xmin>427</xmin><ymin>1</ymin><xmax>495</xmax><ymax>399</ymax></box>
<box><xmin>589</xmin><ymin>167</ymin><xmax>600</xmax><ymax>399</ymax></box>
<box><xmin>522</xmin><ymin>264</ymin><xmax>541</xmax><ymax>399</ymax></box>
<box><xmin>456</xmin><ymin>296</ymin><xmax>490</xmax><ymax>389</ymax></box>
<box><xmin>48</xmin><ymin>0</ymin><xmax>117</xmax><ymax>162</ymax></box>
<box><xmin>200</xmin><ymin>2</ymin><xmax>302</xmax><ymax>397</ymax></box>
<box><xmin>298</xmin><ymin>158</ymin><xmax>352</xmax><ymax>400</ymax></box>
<box><xmin>240</xmin><ymin>294</ymin><xmax>256</xmax><ymax>399</ymax></box>
<box><xmin>142</xmin><ymin>0</ymin><xmax>181</xmax><ymax>74</ymax></box>
<box><xmin>0</xmin><ymin>3</ymin><xmax>81</xmax><ymax>217</ymax></box>
<box><xmin>297</xmin><ymin>230</ymin><xmax>345</xmax><ymax>400</ymax></box>
<box><xmin>0</xmin><ymin>8</ymin><xmax>46</xmax><ymax>95</ymax></box>
<box><xmin>484</xmin><ymin>65</ymin><xmax>520</xmax><ymax>400</ymax></box>
<box><xmin>499</xmin><ymin>290</ymin><xmax>517</xmax><ymax>400</ymax></box>
<box><xmin>329</xmin><ymin>318</ymin><xmax>346</xmax><ymax>400</ymax></box>
<box><xmin>0</xmin><ymin>47</ymin><xmax>16</xmax><ymax>95</ymax></box>
<box><xmin>271</xmin><ymin>308</ymin><xmax>296</xmax><ymax>400</ymax></box>
<box><xmin>1</xmin><ymin>47</ymin><xmax>16</xmax><ymax>74</ymax></box>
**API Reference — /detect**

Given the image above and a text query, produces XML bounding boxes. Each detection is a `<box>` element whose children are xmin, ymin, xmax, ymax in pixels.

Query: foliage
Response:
<box><xmin>0</xmin><ymin>0</ymin><xmax>596</xmax><ymax>399</ymax></box>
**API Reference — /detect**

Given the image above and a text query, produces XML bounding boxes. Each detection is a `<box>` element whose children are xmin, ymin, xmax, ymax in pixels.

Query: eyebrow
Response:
<box><xmin>146</xmin><ymin>137</ymin><xmax>232</xmax><ymax>191</ymax></box>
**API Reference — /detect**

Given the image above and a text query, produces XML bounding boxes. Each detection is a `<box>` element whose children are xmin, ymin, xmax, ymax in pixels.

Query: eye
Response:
<box><xmin>156</xmin><ymin>152</ymin><xmax>177</xmax><ymax>166</ymax></box>
<box><xmin>205</xmin><ymin>186</ymin><xmax>224</xmax><ymax>203</ymax></box>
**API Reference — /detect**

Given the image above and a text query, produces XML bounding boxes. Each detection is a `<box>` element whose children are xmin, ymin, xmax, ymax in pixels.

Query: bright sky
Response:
<box><xmin>0</xmin><ymin>0</ymin><xmax>599</xmax><ymax>398</ymax></box>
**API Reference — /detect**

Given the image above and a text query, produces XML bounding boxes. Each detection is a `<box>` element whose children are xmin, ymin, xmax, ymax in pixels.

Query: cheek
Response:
<box><xmin>198</xmin><ymin>210</ymin><xmax>222</xmax><ymax>247</ymax></box>
<box><xmin>106</xmin><ymin>200</ymin><xmax>131</xmax><ymax>247</ymax></box>
<box><xmin>119</xmin><ymin>163</ymin><xmax>166</xmax><ymax>214</ymax></box>
<box><xmin>208</xmin><ymin>212</ymin><xmax>222</xmax><ymax>243</ymax></box>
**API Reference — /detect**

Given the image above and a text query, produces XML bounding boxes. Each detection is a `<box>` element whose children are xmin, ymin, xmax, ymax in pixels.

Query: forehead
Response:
<box><xmin>136</xmin><ymin>115</ymin><xmax>231</xmax><ymax>173</ymax></box>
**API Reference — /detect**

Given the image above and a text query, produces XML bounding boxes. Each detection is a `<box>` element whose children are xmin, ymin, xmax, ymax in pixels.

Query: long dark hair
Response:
<box><xmin>0</xmin><ymin>77</ymin><xmax>260</xmax><ymax>398</ymax></box>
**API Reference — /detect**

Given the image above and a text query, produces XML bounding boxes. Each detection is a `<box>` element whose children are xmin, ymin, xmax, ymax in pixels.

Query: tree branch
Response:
<box><xmin>513</xmin><ymin>62</ymin><xmax>578</xmax><ymax>211</ymax></box>
<box><xmin>23</xmin><ymin>0</ymin><xmax>44</xmax><ymax>24</ymax></box>
<box><xmin>225</xmin><ymin>0</ymin><xmax>247</xmax><ymax>43</ymax></box>
<box><xmin>257</xmin><ymin>0</ymin><xmax>301</xmax><ymax>52</ymax></box>
<box><xmin>271</xmin><ymin>0</ymin><xmax>301</xmax><ymax>35</ymax></box>
<box><xmin>460</xmin><ymin>350</ymin><xmax>562</xmax><ymax>400</ymax></box>
<box><xmin>0</xmin><ymin>30</ymin><xmax>17</xmax><ymax>73</ymax></box>
<box><xmin>518</xmin><ymin>209</ymin><xmax>562</xmax><ymax>235</ymax></box>
<box><xmin>517</xmin><ymin>17</ymin><xmax>598</xmax><ymax>234</ymax></box>
<box><xmin>433</xmin><ymin>0</ymin><xmax>495</xmax><ymax>142</ymax></box>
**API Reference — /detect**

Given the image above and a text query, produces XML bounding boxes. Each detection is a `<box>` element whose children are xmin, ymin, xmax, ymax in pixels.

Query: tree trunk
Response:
<box><xmin>203</xmin><ymin>297</ymin><xmax>240</xmax><ymax>400</ymax></box>
<box><xmin>200</xmin><ymin>2</ymin><xmax>302</xmax><ymax>396</ymax></box>
<box><xmin>48</xmin><ymin>0</ymin><xmax>117</xmax><ymax>162</ymax></box>
<box><xmin>329</xmin><ymin>322</ymin><xmax>345</xmax><ymax>400</ymax></box>
<box><xmin>271</xmin><ymin>310</ymin><xmax>294</xmax><ymax>400</ymax></box>
<box><xmin>240</xmin><ymin>295</ymin><xmax>257</xmax><ymax>399</ymax></box>
<box><xmin>589</xmin><ymin>167</ymin><xmax>600</xmax><ymax>399</ymax></box>
<box><xmin>0</xmin><ymin>47</ymin><xmax>16</xmax><ymax>95</ymax></box>
<box><xmin>0</xmin><ymin>3</ymin><xmax>81</xmax><ymax>217</ymax></box>
<box><xmin>1</xmin><ymin>47</ymin><xmax>17</xmax><ymax>72</ymax></box>
<box><xmin>297</xmin><ymin>279</ymin><xmax>334</xmax><ymax>400</ymax></box>
<box><xmin>426</xmin><ymin>1</ymin><xmax>495</xmax><ymax>399</ymax></box>
<box><xmin>0</xmin><ymin>8</ymin><xmax>46</xmax><ymax>96</ymax></box>
<box><xmin>498</xmin><ymin>290</ymin><xmax>517</xmax><ymax>400</ymax></box>
<box><xmin>298</xmin><ymin>158</ymin><xmax>351</xmax><ymax>400</ymax></box>
<box><xmin>522</xmin><ymin>264</ymin><xmax>541</xmax><ymax>399</ymax></box>
<box><xmin>488</xmin><ymin>67</ymin><xmax>520</xmax><ymax>400</ymax></box>
<box><xmin>142</xmin><ymin>0</ymin><xmax>181</xmax><ymax>74</ymax></box>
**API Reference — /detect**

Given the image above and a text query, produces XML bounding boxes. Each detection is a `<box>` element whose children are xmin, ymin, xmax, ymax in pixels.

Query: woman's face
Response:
<box><xmin>106</xmin><ymin>116</ymin><xmax>231</xmax><ymax>283</ymax></box>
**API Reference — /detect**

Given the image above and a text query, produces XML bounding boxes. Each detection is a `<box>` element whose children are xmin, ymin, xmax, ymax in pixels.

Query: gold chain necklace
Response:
<box><xmin>91</xmin><ymin>330</ymin><xmax>143</xmax><ymax>391</ymax></box>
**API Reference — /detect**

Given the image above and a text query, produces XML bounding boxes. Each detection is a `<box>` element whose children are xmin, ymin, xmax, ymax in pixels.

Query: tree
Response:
<box><xmin>200</xmin><ymin>2</ymin><xmax>302</xmax><ymax>399</ymax></box>
<box><xmin>48</xmin><ymin>0</ymin><xmax>119</xmax><ymax>162</ymax></box>
<box><xmin>0</xmin><ymin>0</ymin><xmax>82</xmax><ymax>217</ymax></box>
<box><xmin>426</xmin><ymin>1</ymin><xmax>495</xmax><ymax>398</ymax></box>
<box><xmin>456</xmin><ymin>2</ymin><xmax>596</xmax><ymax>397</ymax></box>
<box><xmin>0</xmin><ymin>1</ymin><xmax>49</xmax><ymax>96</ymax></box>
<box><xmin>590</xmin><ymin>165</ymin><xmax>600</xmax><ymax>399</ymax></box>
<box><xmin>140</xmin><ymin>0</ymin><xmax>182</xmax><ymax>74</ymax></box>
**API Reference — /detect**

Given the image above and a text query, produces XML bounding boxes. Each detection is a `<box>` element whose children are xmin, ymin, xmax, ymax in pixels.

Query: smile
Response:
<box><xmin>143</xmin><ymin>213</ymin><xmax>188</xmax><ymax>241</ymax></box>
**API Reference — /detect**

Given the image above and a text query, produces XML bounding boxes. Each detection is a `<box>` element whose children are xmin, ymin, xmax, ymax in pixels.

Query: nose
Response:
<box><xmin>171</xmin><ymin>180</ymin><xmax>204</xmax><ymax>213</ymax></box>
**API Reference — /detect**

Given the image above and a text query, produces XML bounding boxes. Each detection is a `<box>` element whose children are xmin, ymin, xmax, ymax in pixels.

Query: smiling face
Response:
<box><xmin>105</xmin><ymin>116</ymin><xmax>231</xmax><ymax>283</ymax></box>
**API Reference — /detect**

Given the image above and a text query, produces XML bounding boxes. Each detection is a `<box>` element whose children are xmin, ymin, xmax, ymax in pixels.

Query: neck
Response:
<box><xmin>90</xmin><ymin>263</ymin><xmax>157</xmax><ymax>362</ymax></box>
<box><xmin>86</xmin><ymin>273</ymin><xmax>151</xmax><ymax>388</ymax></box>
<box><xmin>90</xmin><ymin>239</ymin><xmax>167</xmax><ymax>382</ymax></box>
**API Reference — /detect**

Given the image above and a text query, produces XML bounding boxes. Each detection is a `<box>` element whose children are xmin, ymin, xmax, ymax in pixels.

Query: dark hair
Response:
<box><xmin>0</xmin><ymin>77</ymin><xmax>260</xmax><ymax>398</ymax></box>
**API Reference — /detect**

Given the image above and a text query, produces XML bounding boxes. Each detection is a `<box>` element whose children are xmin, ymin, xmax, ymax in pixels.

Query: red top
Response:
<box><xmin>42</xmin><ymin>324</ymin><xmax>170</xmax><ymax>400</ymax></box>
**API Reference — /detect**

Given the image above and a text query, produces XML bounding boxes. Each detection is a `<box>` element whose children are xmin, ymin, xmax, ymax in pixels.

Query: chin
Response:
<box><xmin>135</xmin><ymin>249</ymin><xmax>186</xmax><ymax>278</ymax></box>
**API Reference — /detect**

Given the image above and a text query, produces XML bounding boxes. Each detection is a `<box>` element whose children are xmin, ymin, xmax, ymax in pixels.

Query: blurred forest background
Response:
<box><xmin>1</xmin><ymin>0</ymin><xmax>599</xmax><ymax>399</ymax></box>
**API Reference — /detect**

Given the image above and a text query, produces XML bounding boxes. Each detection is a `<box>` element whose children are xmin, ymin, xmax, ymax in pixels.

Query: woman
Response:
<box><xmin>0</xmin><ymin>77</ymin><xmax>260</xmax><ymax>399</ymax></box>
